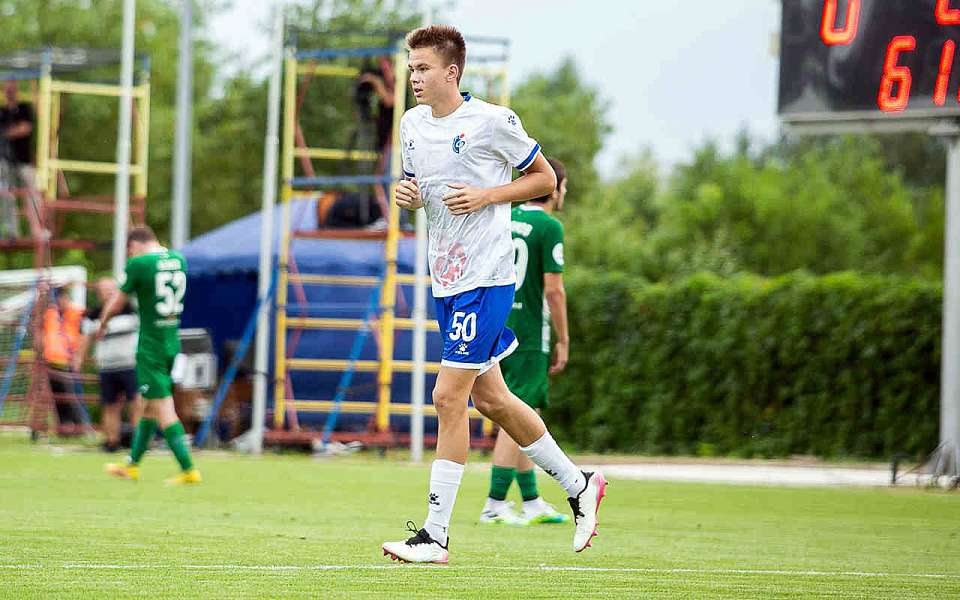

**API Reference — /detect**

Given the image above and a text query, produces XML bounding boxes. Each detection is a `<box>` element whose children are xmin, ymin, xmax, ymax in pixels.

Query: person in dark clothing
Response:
<box><xmin>0</xmin><ymin>80</ymin><xmax>40</xmax><ymax>239</ymax></box>
<box><xmin>74</xmin><ymin>278</ymin><xmax>143</xmax><ymax>452</ymax></box>
<box><xmin>0</xmin><ymin>80</ymin><xmax>33</xmax><ymax>166</ymax></box>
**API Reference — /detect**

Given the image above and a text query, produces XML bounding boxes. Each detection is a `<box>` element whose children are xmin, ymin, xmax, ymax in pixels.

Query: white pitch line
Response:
<box><xmin>1</xmin><ymin>564</ymin><xmax>959</xmax><ymax>580</ymax></box>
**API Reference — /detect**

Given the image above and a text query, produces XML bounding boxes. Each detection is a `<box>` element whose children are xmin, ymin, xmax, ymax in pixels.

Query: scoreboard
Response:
<box><xmin>779</xmin><ymin>2</ymin><xmax>960</xmax><ymax>472</ymax></box>
<box><xmin>779</xmin><ymin>0</ymin><xmax>960</xmax><ymax>127</ymax></box>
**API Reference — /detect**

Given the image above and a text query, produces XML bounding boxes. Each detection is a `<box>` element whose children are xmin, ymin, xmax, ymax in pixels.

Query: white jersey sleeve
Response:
<box><xmin>400</xmin><ymin>118</ymin><xmax>416</xmax><ymax>178</ymax></box>
<box><xmin>491</xmin><ymin>108</ymin><xmax>541</xmax><ymax>171</ymax></box>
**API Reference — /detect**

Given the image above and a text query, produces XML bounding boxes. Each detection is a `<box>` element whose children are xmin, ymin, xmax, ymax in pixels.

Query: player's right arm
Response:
<box><xmin>395</xmin><ymin>117</ymin><xmax>424</xmax><ymax>211</ymax></box>
<box><xmin>98</xmin><ymin>260</ymin><xmax>137</xmax><ymax>339</ymax></box>
<box><xmin>396</xmin><ymin>178</ymin><xmax>423</xmax><ymax>210</ymax></box>
<box><xmin>545</xmin><ymin>272</ymin><xmax>569</xmax><ymax>375</ymax></box>
<box><xmin>96</xmin><ymin>291</ymin><xmax>128</xmax><ymax>340</ymax></box>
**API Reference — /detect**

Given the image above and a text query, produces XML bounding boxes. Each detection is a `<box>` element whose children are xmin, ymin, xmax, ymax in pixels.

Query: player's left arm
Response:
<box><xmin>442</xmin><ymin>109</ymin><xmax>555</xmax><ymax>215</ymax></box>
<box><xmin>543</xmin><ymin>219</ymin><xmax>568</xmax><ymax>374</ymax></box>
<box><xmin>443</xmin><ymin>154</ymin><xmax>555</xmax><ymax>216</ymax></box>
<box><xmin>544</xmin><ymin>273</ymin><xmax>569</xmax><ymax>375</ymax></box>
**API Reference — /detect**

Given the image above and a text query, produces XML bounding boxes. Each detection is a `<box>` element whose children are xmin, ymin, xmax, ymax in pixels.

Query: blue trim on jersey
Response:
<box><xmin>403</xmin><ymin>168</ymin><xmax>415</xmax><ymax>178</ymax></box>
<box><xmin>462</xmin><ymin>91</ymin><xmax>472</xmax><ymax>101</ymax></box>
<box><xmin>516</xmin><ymin>143</ymin><xmax>541</xmax><ymax>171</ymax></box>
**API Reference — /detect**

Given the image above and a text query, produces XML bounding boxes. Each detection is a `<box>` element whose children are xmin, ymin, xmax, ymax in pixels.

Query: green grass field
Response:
<box><xmin>1</xmin><ymin>434</ymin><xmax>959</xmax><ymax>599</ymax></box>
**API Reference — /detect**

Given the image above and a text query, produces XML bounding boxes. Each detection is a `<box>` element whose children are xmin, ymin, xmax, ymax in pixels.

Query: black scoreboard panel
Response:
<box><xmin>779</xmin><ymin>0</ymin><xmax>960</xmax><ymax>122</ymax></box>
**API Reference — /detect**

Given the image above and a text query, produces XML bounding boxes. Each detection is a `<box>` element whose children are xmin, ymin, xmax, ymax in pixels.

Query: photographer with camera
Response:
<box><xmin>0</xmin><ymin>80</ymin><xmax>40</xmax><ymax>240</ymax></box>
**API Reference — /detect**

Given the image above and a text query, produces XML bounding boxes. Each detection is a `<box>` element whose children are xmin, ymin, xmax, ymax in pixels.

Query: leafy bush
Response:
<box><xmin>549</xmin><ymin>270</ymin><xmax>941</xmax><ymax>459</ymax></box>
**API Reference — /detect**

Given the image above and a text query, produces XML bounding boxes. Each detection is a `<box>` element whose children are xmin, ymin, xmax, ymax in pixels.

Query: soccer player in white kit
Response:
<box><xmin>381</xmin><ymin>25</ymin><xmax>606</xmax><ymax>564</ymax></box>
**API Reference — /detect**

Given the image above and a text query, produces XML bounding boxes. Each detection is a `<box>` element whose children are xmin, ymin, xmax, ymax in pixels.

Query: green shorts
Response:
<box><xmin>500</xmin><ymin>350</ymin><xmax>549</xmax><ymax>409</ymax></box>
<box><xmin>136</xmin><ymin>351</ymin><xmax>176</xmax><ymax>400</ymax></box>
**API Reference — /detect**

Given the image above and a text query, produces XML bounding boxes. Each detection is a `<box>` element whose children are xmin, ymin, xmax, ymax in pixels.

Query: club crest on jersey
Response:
<box><xmin>452</xmin><ymin>132</ymin><xmax>466</xmax><ymax>154</ymax></box>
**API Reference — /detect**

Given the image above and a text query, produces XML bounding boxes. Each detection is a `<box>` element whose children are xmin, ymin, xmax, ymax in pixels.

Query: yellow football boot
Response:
<box><xmin>165</xmin><ymin>469</ymin><xmax>202</xmax><ymax>485</ymax></box>
<box><xmin>105</xmin><ymin>463</ymin><xmax>140</xmax><ymax>481</ymax></box>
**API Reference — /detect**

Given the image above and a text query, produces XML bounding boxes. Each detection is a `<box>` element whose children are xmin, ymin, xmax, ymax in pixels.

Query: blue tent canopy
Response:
<box><xmin>183</xmin><ymin>198</ymin><xmax>419</xmax><ymax>277</ymax></box>
<box><xmin>180</xmin><ymin>199</ymin><xmax>442</xmax><ymax>433</ymax></box>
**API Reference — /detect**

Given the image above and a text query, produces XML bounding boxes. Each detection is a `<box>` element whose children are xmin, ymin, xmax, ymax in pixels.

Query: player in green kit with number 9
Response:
<box><xmin>101</xmin><ymin>226</ymin><xmax>201</xmax><ymax>485</ymax></box>
<box><xmin>480</xmin><ymin>158</ymin><xmax>572</xmax><ymax>526</ymax></box>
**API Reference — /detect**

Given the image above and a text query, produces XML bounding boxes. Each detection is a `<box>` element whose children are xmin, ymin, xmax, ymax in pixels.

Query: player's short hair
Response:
<box><xmin>127</xmin><ymin>225</ymin><xmax>157</xmax><ymax>245</ymax></box>
<box><xmin>405</xmin><ymin>25</ymin><xmax>467</xmax><ymax>83</ymax></box>
<box><xmin>530</xmin><ymin>157</ymin><xmax>567</xmax><ymax>204</ymax></box>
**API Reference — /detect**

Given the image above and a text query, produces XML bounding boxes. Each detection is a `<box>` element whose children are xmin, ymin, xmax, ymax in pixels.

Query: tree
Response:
<box><xmin>0</xmin><ymin>0</ymin><xmax>219</xmax><ymax>265</ymax></box>
<box><xmin>562</xmin><ymin>150</ymin><xmax>658</xmax><ymax>277</ymax></box>
<box><xmin>510</xmin><ymin>58</ymin><xmax>611</xmax><ymax>203</ymax></box>
<box><xmin>0</xmin><ymin>0</ymin><xmax>427</xmax><ymax>263</ymax></box>
<box><xmin>639</xmin><ymin>136</ymin><xmax>925</xmax><ymax>280</ymax></box>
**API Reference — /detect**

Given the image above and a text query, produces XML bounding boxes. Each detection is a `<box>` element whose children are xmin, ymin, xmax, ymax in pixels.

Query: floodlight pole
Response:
<box><xmin>935</xmin><ymin>132</ymin><xmax>960</xmax><ymax>481</ymax></box>
<box><xmin>250</xmin><ymin>4</ymin><xmax>285</xmax><ymax>455</ymax></box>
<box><xmin>113</xmin><ymin>0</ymin><xmax>136</xmax><ymax>279</ymax></box>
<box><xmin>171</xmin><ymin>0</ymin><xmax>193</xmax><ymax>249</ymax></box>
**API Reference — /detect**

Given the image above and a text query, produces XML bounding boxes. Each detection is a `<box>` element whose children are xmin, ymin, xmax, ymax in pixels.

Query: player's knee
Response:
<box><xmin>432</xmin><ymin>388</ymin><xmax>465</xmax><ymax>416</ymax></box>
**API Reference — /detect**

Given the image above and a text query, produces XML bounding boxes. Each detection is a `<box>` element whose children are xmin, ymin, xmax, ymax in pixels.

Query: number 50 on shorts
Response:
<box><xmin>448</xmin><ymin>311</ymin><xmax>477</xmax><ymax>341</ymax></box>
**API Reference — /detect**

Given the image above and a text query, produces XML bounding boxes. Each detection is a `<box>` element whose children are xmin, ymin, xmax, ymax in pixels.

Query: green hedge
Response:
<box><xmin>549</xmin><ymin>271</ymin><xmax>942</xmax><ymax>459</ymax></box>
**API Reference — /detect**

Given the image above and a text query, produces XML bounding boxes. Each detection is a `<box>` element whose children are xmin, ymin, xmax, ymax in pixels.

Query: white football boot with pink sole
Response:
<box><xmin>568</xmin><ymin>471</ymin><xmax>607</xmax><ymax>552</ymax></box>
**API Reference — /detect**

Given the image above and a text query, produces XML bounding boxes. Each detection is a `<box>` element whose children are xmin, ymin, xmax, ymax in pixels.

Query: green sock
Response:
<box><xmin>129</xmin><ymin>418</ymin><xmax>158</xmax><ymax>465</ymax></box>
<box><xmin>517</xmin><ymin>469</ymin><xmax>540</xmax><ymax>502</ymax></box>
<box><xmin>488</xmin><ymin>465</ymin><xmax>516</xmax><ymax>501</ymax></box>
<box><xmin>162</xmin><ymin>421</ymin><xmax>194</xmax><ymax>472</ymax></box>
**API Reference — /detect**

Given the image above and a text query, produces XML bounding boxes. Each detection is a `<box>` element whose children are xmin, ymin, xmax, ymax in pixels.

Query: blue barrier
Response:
<box><xmin>193</xmin><ymin>273</ymin><xmax>277</xmax><ymax>447</ymax></box>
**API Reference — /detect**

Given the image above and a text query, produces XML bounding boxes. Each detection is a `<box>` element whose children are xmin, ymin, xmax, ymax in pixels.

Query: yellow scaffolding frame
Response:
<box><xmin>272</xmin><ymin>40</ymin><xmax>511</xmax><ymax>440</ymax></box>
<box><xmin>33</xmin><ymin>65</ymin><xmax>151</xmax><ymax>201</ymax></box>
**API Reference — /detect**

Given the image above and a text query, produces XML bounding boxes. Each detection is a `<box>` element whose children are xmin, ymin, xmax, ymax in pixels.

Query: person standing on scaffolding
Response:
<box><xmin>0</xmin><ymin>109</ymin><xmax>14</xmax><ymax>240</ymax></box>
<box><xmin>0</xmin><ymin>79</ymin><xmax>41</xmax><ymax>239</ymax></box>
<box><xmin>354</xmin><ymin>58</ymin><xmax>412</xmax><ymax>230</ymax></box>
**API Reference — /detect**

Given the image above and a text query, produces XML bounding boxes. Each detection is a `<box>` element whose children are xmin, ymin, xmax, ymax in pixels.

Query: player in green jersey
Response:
<box><xmin>480</xmin><ymin>158</ymin><xmax>571</xmax><ymax>526</ymax></box>
<box><xmin>101</xmin><ymin>226</ymin><xmax>201</xmax><ymax>485</ymax></box>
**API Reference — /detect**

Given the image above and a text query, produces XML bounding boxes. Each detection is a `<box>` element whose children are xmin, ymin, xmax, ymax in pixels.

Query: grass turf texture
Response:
<box><xmin>0</xmin><ymin>434</ymin><xmax>958</xmax><ymax>599</ymax></box>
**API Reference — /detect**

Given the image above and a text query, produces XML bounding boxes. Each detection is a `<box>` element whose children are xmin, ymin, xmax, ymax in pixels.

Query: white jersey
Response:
<box><xmin>400</xmin><ymin>93</ymin><xmax>542</xmax><ymax>297</ymax></box>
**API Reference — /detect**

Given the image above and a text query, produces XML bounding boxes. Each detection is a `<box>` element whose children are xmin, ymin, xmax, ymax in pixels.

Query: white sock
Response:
<box><xmin>520</xmin><ymin>432</ymin><xmax>586</xmax><ymax>498</ymax></box>
<box><xmin>423</xmin><ymin>459</ymin><xmax>464</xmax><ymax>547</ymax></box>
<box><xmin>523</xmin><ymin>497</ymin><xmax>544</xmax><ymax>510</ymax></box>
<box><xmin>483</xmin><ymin>497</ymin><xmax>508</xmax><ymax>512</ymax></box>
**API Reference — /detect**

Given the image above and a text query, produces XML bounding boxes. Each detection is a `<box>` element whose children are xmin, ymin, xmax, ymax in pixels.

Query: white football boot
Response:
<box><xmin>521</xmin><ymin>497</ymin><xmax>570</xmax><ymax>525</ymax></box>
<box><xmin>382</xmin><ymin>521</ymin><xmax>449</xmax><ymax>564</ymax></box>
<box><xmin>567</xmin><ymin>471</ymin><xmax>607</xmax><ymax>552</ymax></box>
<box><xmin>479</xmin><ymin>500</ymin><xmax>529</xmax><ymax>526</ymax></box>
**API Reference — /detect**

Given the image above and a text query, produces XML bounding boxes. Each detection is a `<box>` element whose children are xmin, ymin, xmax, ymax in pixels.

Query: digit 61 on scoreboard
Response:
<box><xmin>820</xmin><ymin>0</ymin><xmax>960</xmax><ymax>112</ymax></box>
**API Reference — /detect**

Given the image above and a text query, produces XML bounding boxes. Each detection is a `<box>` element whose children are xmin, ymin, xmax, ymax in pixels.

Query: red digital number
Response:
<box><xmin>935</xmin><ymin>40</ymin><xmax>957</xmax><ymax>106</ymax></box>
<box><xmin>937</xmin><ymin>0</ymin><xmax>960</xmax><ymax>25</ymax></box>
<box><xmin>820</xmin><ymin>0</ymin><xmax>861</xmax><ymax>45</ymax></box>
<box><xmin>877</xmin><ymin>36</ymin><xmax>917</xmax><ymax>113</ymax></box>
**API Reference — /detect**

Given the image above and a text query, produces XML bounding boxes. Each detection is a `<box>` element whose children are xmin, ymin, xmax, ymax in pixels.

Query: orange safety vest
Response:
<box><xmin>43</xmin><ymin>303</ymin><xmax>83</xmax><ymax>367</ymax></box>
